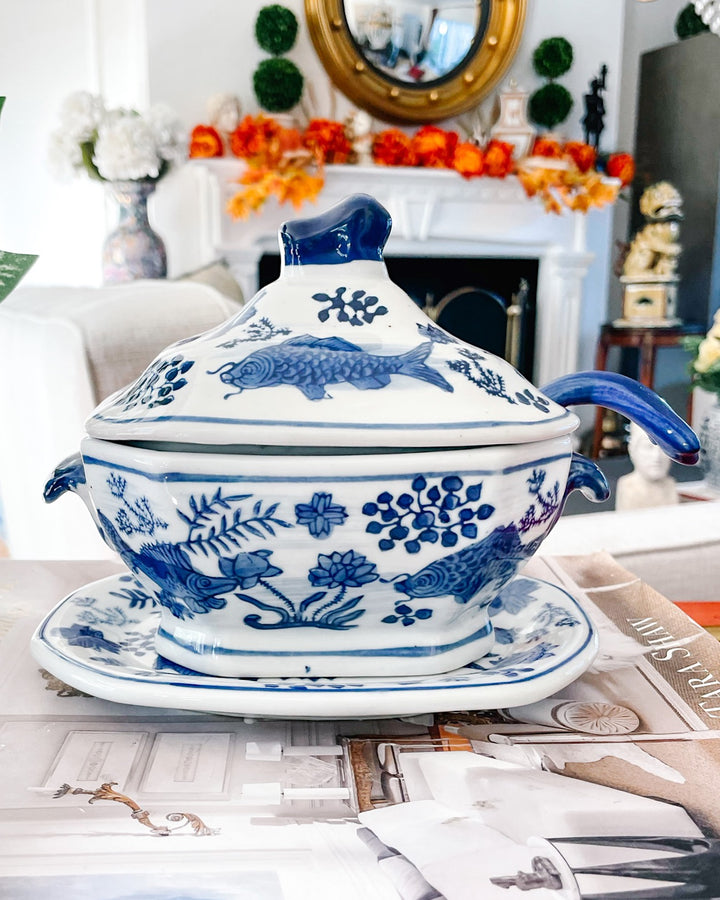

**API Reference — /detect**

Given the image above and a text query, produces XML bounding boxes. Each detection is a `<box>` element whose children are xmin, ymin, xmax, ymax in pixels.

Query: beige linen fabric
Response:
<box><xmin>3</xmin><ymin>280</ymin><xmax>241</xmax><ymax>403</ymax></box>
<box><xmin>0</xmin><ymin>281</ymin><xmax>241</xmax><ymax>558</ymax></box>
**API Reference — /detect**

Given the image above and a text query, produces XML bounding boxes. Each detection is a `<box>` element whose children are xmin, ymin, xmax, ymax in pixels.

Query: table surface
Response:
<box><xmin>0</xmin><ymin>558</ymin><xmax>123</xmax><ymax>641</ymax></box>
<box><xmin>2</xmin><ymin>556</ymin><xmax>720</xmax><ymax>896</ymax></box>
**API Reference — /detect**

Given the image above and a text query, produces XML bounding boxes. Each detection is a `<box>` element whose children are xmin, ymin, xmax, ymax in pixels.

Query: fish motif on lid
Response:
<box><xmin>209</xmin><ymin>335</ymin><xmax>453</xmax><ymax>401</ymax></box>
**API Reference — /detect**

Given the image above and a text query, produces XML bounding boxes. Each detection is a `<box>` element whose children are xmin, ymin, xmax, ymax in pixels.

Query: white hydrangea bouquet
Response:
<box><xmin>49</xmin><ymin>91</ymin><xmax>185</xmax><ymax>183</ymax></box>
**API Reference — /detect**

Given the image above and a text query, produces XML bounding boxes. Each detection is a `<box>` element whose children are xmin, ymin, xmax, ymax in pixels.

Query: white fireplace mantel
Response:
<box><xmin>193</xmin><ymin>160</ymin><xmax>595</xmax><ymax>386</ymax></box>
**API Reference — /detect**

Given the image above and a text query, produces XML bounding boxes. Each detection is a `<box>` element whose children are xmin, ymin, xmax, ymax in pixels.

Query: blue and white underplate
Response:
<box><xmin>30</xmin><ymin>572</ymin><xmax>597</xmax><ymax>719</ymax></box>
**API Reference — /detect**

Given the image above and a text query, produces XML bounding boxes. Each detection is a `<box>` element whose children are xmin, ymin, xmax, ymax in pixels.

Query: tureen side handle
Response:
<box><xmin>44</xmin><ymin>452</ymin><xmax>86</xmax><ymax>503</ymax></box>
<box><xmin>564</xmin><ymin>453</ymin><xmax>610</xmax><ymax>505</ymax></box>
<box><xmin>44</xmin><ymin>452</ymin><xmax>107</xmax><ymax>540</ymax></box>
<box><xmin>541</xmin><ymin>371</ymin><xmax>700</xmax><ymax>465</ymax></box>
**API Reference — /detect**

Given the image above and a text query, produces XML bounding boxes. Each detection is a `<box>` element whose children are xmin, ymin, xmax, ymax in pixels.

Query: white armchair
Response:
<box><xmin>539</xmin><ymin>499</ymin><xmax>720</xmax><ymax>602</ymax></box>
<box><xmin>0</xmin><ymin>279</ymin><xmax>242</xmax><ymax>559</ymax></box>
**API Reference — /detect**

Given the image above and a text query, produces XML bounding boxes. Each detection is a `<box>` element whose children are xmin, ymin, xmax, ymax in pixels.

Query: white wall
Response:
<box><xmin>0</xmin><ymin>0</ymin><xmax>103</xmax><ymax>285</ymax></box>
<box><xmin>0</xmin><ymin>0</ymin><xmax>691</xmax><ymax>368</ymax></box>
<box><xmin>0</xmin><ymin>0</ymin><xmax>151</xmax><ymax>286</ymax></box>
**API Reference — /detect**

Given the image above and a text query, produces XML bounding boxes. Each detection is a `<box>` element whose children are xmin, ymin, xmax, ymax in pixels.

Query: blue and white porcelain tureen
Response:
<box><xmin>44</xmin><ymin>194</ymin><xmax>699</xmax><ymax>678</ymax></box>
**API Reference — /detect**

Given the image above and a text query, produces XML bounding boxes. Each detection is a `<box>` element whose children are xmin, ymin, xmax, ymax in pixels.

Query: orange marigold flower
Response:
<box><xmin>606</xmin><ymin>152</ymin><xmax>635</xmax><ymax>187</ymax></box>
<box><xmin>189</xmin><ymin>124</ymin><xmax>224</xmax><ymax>159</ymax></box>
<box><xmin>276</xmin><ymin>126</ymin><xmax>304</xmax><ymax>161</ymax></box>
<box><xmin>531</xmin><ymin>137</ymin><xmax>563</xmax><ymax>158</ymax></box>
<box><xmin>304</xmin><ymin>118</ymin><xmax>352</xmax><ymax>165</ymax></box>
<box><xmin>484</xmin><ymin>140</ymin><xmax>514</xmax><ymax>177</ymax></box>
<box><xmin>412</xmin><ymin>125</ymin><xmax>458</xmax><ymax>168</ymax></box>
<box><xmin>563</xmin><ymin>141</ymin><xmax>596</xmax><ymax>173</ymax></box>
<box><xmin>229</xmin><ymin>114</ymin><xmax>282</xmax><ymax>160</ymax></box>
<box><xmin>453</xmin><ymin>141</ymin><xmax>484</xmax><ymax>178</ymax></box>
<box><xmin>372</xmin><ymin>129</ymin><xmax>416</xmax><ymax>166</ymax></box>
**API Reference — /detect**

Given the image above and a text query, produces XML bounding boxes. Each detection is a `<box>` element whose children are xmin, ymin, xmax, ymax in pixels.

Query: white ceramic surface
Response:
<box><xmin>30</xmin><ymin>572</ymin><xmax>597</xmax><ymax>719</ymax></box>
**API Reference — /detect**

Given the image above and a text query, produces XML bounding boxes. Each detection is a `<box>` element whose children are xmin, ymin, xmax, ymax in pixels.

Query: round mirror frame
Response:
<box><xmin>305</xmin><ymin>0</ymin><xmax>527</xmax><ymax>124</ymax></box>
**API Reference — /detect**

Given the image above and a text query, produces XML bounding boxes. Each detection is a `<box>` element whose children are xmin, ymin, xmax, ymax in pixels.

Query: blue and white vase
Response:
<box><xmin>102</xmin><ymin>179</ymin><xmax>167</xmax><ymax>284</ymax></box>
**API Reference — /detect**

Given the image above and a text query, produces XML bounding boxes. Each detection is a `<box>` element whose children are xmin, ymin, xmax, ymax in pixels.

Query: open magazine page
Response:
<box><xmin>1</xmin><ymin>555</ymin><xmax>720</xmax><ymax>898</ymax></box>
<box><xmin>351</xmin><ymin>553</ymin><xmax>720</xmax><ymax>899</ymax></box>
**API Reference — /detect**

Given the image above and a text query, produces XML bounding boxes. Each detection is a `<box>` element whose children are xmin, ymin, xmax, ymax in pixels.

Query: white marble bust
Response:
<box><xmin>615</xmin><ymin>422</ymin><xmax>679</xmax><ymax>511</ymax></box>
<box><xmin>207</xmin><ymin>92</ymin><xmax>241</xmax><ymax>134</ymax></box>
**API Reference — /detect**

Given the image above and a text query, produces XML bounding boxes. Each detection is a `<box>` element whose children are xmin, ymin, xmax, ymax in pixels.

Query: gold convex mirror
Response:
<box><xmin>305</xmin><ymin>0</ymin><xmax>527</xmax><ymax>124</ymax></box>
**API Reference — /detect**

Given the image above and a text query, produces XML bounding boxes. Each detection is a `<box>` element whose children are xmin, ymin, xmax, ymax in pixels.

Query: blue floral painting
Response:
<box><xmin>295</xmin><ymin>492</ymin><xmax>348</xmax><ymax>538</ymax></box>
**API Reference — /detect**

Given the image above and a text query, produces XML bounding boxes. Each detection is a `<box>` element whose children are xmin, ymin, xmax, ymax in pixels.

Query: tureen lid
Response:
<box><xmin>87</xmin><ymin>194</ymin><xmax>577</xmax><ymax>449</ymax></box>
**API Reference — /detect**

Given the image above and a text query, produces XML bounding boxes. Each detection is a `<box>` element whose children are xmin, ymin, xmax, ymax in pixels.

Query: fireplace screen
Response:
<box><xmin>257</xmin><ymin>254</ymin><xmax>538</xmax><ymax>379</ymax></box>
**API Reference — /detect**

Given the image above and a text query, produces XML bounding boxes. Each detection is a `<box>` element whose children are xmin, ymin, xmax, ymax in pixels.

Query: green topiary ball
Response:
<box><xmin>533</xmin><ymin>37</ymin><xmax>574</xmax><ymax>80</ymax></box>
<box><xmin>253</xmin><ymin>57</ymin><xmax>304</xmax><ymax>112</ymax></box>
<box><xmin>255</xmin><ymin>4</ymin><xmax>299</xmax><ymax>55</ymax></box>
<box><xmin>675</xmin><ymin>3</ymin><xmax>710</xmax><ymax>39</ymax></box>
<box><xmin>528</xmin><ymin>83</ymin><xmax>574</xmax><ymax>130</ymax></box>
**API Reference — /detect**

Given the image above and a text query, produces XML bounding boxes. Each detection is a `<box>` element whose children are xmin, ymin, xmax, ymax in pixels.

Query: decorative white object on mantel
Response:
<box><xmin>490</xmin><ymin>79</ymin><xmax>536</xmax><ymax>160</ymax></box>
<box><xmin>192</xmin><ymin>160</ymin><xmax>594</xmax><ymax>387</ymax></box>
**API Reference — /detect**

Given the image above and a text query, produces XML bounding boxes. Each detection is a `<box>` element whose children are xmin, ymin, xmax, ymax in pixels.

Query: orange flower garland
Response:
<box><xmin>517</xmin><ymin>160</ymin><xmax>619</xmax><ymax>214</ymax></box>
<box><xmin>372</xmin><ymin>129</ymin><xmax>416</xmax><ymax>167</ymax></box>
<box><xmin>483</xmin><ymin>140</ymin><xmax>515</xmax><ymax>178</ymax></box>
<box><xmin>530</xmin><ymin>137</ymin><xmax>564</xmax><ymax>159</ymax></box>
<box><xmin>563</xmin><ymin>140</ymin><xmax>597</xmax><ymax>173</ymax></box>
<box><xmin>229</xmin><ymin>114</ymin><xmax>304</xmax><ymax>167</ymax></box>
<box><xmin>189</xmin><ymin>110</ymin><xmax>631</xmax><ymax>218</ymax></box>
<box><xmin>189</xmin><ymin>125</ymin><xmax>224</xmax><ymax>159</ymax></box>
<box><xmin>223</xmin><ymin>114</ymin><xmax>325</xmax><ymax>220</ymax></box>
<box><xmin>606</xmin><ymin>152</ymin><xmax>635</xmax><ymax>187</ymax></box>
<box><xmin>517</xmin><ymin>138</ymin><xmax>626</xmax><ymax>213</ymax></box>
<box><xmin>304</xmin><ymin>118</ymin><xmax>352</xmax><ymax>164</ymax></box>
<box><xmin>411</xmin><ymin>125</ymin><xmax>458</xmax><ymax>168</ymax></box>
<box><xmin>453</xmin><ymin>142</ymin><xmax>485</xmax><ymax>178</ymax></box>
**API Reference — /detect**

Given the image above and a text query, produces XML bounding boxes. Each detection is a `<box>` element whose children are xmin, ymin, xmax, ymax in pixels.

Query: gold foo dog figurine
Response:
<box><xmin>623</xmin><ymin>181</ymin><xmax>683</xmax><ymax>279</ymax></box>
<box><xmin>617</xmin><ymin>181</ymin><xmax>683</xmax><ymax>326</ymax></box>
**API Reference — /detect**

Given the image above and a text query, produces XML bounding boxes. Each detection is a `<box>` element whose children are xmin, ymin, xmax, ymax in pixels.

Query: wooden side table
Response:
<box><xmin>590</xmin><ymin>321</ymin><xmax>704</xmax><ymax>458</ymax></box>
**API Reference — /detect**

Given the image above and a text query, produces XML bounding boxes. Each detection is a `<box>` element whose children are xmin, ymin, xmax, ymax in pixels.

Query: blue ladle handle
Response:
<box><xmin>542</xmin><ymin>371</ymin><xmax>700</xmax><ymax>465</ymax></box>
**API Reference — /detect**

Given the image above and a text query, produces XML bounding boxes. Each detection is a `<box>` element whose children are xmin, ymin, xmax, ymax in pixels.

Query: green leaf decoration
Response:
<box><xmin>253</xmin><ymin>57</ymin><xmax>304</xmax><ymax>112</ymax></box>
<box><xmin>532</xmin><ymin>37</ymin><xmax>573</xmax><ymax>80</ymax></box>
<box><xmin>676</xmin><ymin>3</ymin><xmax>710</xmax><ymax>39</ymax></box>
<box><xmin>255</xmin><ymin>4</ymin><xmax>299</xmax><ymax>55</ymax></box>
<box><xmin>80</xmin><ymin>140</ymin><xmax>103</xmax><ymax>181</ymax></box>
<box><xmin>528</xmin><ymin>83</ymin><xmax>574</xmax><ymax>130</ymax></box>
<box><xmin>0</xmin><ymin>251</ymin><xmax>37</xmax><ymax>302</ymax></box>
<box><xmin>0</xmin><ymin>98</ymin><xmax>38</xmax><ymax>298</ymax></box>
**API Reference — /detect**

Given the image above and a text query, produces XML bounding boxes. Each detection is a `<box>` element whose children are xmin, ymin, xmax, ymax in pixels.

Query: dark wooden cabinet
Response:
<box><xmin>633</xmin><ymin>31</ymin><xmax>720</xmax><ymax>327</ymax></box>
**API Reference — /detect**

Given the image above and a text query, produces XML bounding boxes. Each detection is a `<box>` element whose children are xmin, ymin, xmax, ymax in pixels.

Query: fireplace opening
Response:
<box><xmin>257</xmin><ymin>254</ymin><xmax>538</xmax><ymax>379</ymax></box>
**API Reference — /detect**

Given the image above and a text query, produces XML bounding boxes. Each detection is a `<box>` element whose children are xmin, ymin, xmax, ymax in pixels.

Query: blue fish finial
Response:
<box><xmin>279</xmin><ymin>194</ymin><xmax>392</xmax><ymax>267</ymax></box>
